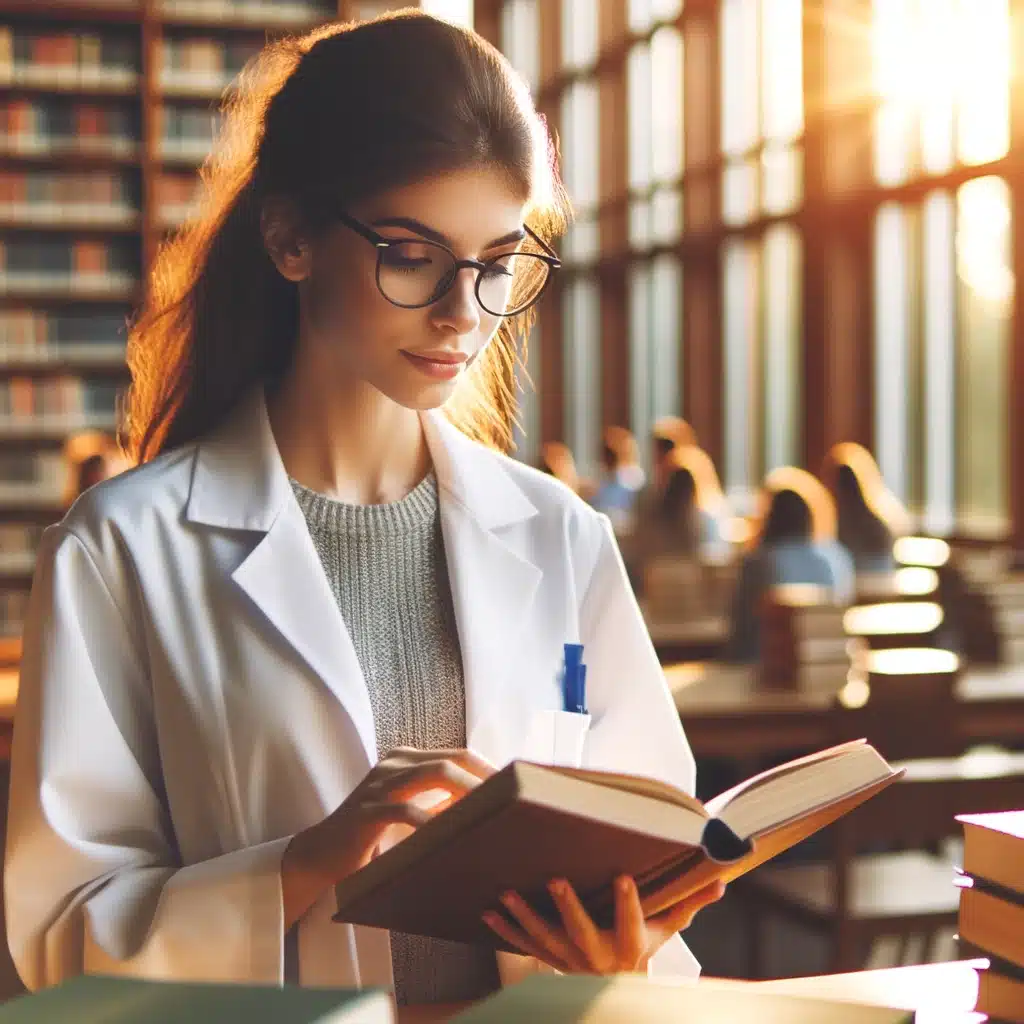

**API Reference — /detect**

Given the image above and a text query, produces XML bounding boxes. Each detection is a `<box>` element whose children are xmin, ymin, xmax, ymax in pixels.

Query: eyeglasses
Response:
<box><xmin>335</xmin><ymin>211</ymin><xmax>561</xmax><ymax>317</ymax></box>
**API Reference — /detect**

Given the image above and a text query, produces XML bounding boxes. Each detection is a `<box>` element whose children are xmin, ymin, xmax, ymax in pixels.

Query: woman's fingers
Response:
<box><xmin>375</xmin><ymin>759</ymin><xmax>486</xmax><ymax>802</ymax></box>
<box><xmin>548</xmin><ymin>879</ymin><xmax>614</xmax><ymax>973</ymax></box>
<box><xmin>650</xmin><ymin>880</ymin><xmax>727</xmax><ymax>935</ymax></box>
<box><xmin>500</xmin><ymin>890</ymin><xmax>583</xmax><ymax>970</ymax></box>
<box><xmin>355</xmin><ymin>801</ymin><xmax>434</xmax><ymax>832</ymax></box>
<box><xmin>385</xmin><ymin>747</ymin><xmax>496</xmax><ymax>780</ymax></box>
<box><xmin>612</xmin><ymin>876</ymin><xmax>647</xmax><ymax>970</ymax></box>
<box><xmin>481</xmin><ymin>912</ymin><xmax>571</xmax><ymax>971</ymax></box>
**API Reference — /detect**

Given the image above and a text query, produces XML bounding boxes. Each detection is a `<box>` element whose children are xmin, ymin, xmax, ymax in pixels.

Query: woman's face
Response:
<box><xmin>277</xmin><ymin>166</ymin><xmax>530</xmax><ymax>411</ymax></box>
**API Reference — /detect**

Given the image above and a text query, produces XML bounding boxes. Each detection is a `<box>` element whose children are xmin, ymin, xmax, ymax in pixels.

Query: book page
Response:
<box><xmin>539</xmin><ymin>764</ymin><xmax>707</xmax><ymax>817</ymax></box>
<box><xmin>715</xmin><ymin>745</ymin><xmax>895</xmax><ymax>840</ymax></box>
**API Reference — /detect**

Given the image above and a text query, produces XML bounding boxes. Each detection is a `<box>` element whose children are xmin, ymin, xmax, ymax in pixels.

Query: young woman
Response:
<box><xmin>589</xmin><ymin>426</ymin><xmax>645</xmax><ymax>536</ymax></box>
<box><xmin>725</xmin><ymin>467</ymin><xmax>855</xmax><ymax>663</ymax></box>
<box><xmin>822</xmin><ymin>442</ymin><xmax>909</xmax><ymax>574</ymax></box>
<box><xmin>5</xmin><ymin>12</ymin><xmax>722</xmax><ymax>1008</ymax></box>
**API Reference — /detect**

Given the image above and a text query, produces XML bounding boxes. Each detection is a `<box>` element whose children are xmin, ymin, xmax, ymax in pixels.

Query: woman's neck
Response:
<box><xmin>267</xmin><ymin>354</ymin><xmax>430</xmax><ymax>506</ymax></box>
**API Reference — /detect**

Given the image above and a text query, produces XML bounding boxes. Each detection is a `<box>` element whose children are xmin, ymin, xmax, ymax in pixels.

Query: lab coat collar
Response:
<box><xmin>185</xmin><ymin>389</ymin><xmax>538</xmax><ymax>534</ymax></box>
<box><xmin>185</xmin><ymin>390</ymin><xmax>543</xmax><ymax>768</ymax></box>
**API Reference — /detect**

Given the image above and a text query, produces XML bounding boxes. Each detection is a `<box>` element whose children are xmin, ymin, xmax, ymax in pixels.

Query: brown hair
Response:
<box><xmin>751</xmin><ymin>466</ymin><xmax>837</xmax><ymax>548</ymax></box>
<box><xmin>601</xmin><ymin>425</ymin><xmax>640</xmax><ymax>471</ymax></box>
<box><xmin>122</xmin><ymin>10</ymin><xmax>569</xmax><ymax>462</ymax></box>
<box><xmin>822</xmin><ymin>442</ymin><xmax>910</xmax><ymax>539</ymax></box>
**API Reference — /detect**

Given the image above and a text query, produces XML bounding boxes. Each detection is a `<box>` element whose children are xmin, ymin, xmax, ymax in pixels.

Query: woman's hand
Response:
<box><xmin>282</xmin><ymin>747</ymin><xmax>493</xmax><ymax>929</ymax></box>
<box><xmin>482</xmin><ymin>876</ymin><xmax>726</xmax><ymax>974</ymax></box>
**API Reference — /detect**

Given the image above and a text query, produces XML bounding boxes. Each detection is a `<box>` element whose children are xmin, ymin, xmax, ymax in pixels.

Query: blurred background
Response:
<box><xmin>0</xmin><ymin>0</ymin><xmax>1023</xmax><ymax>998</ymax></box>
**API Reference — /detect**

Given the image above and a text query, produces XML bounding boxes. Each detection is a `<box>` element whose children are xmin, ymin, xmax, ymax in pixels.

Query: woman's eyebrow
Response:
<box><xmin>369</xmin><ymin>216</ymin><xmax>526</xmax><ymax>251</ymax></box>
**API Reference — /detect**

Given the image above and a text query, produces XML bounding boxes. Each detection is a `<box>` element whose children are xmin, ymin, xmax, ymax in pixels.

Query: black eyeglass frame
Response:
<box><xmin>335</xmin><ymin>211</ymin><xmax>562</xmax><ymax>316</ymax></box>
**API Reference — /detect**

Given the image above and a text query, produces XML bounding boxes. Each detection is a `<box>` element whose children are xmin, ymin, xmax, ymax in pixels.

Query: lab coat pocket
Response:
<box><xmin>521</xmin><ymin>709</ymin><xmax>591</xmax><ymax>768</ymax></box>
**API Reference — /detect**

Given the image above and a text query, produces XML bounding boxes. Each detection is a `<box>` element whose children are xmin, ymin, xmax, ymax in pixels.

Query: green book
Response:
<box><xmin>452</xmin><ymin>974</ymin><xmax>914</xmax><ymax>1023</ymax></box>
<box><xmin>0</xmin><ymin>975</ymin><xmax>392</xmax><ymax>1024</ymax></box>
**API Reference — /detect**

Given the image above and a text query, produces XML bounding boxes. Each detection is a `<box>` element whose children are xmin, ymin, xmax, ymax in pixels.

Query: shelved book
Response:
<box><xmin>333</xmin><ymin>739</ymin><xmax>902</xmax><ymax>947</ymax></box>
<box><xmin>0</xmin><ymin>29</ymin><xmax>139</xmax><ymax>91</ymax></box>
<box><xmin>0</xmin><ymin>378</ymin><xmax>121</xmax><ymax>423</ymax></box>
<box><xmin>159</xmin><ymin>107</ymin><xmax>221</xmax><ymax>164</ymax></box>
<box><xmin>0</xmin><ymin>170</ymin><xmax>140</xmax><ymax>226</ymax></box>
<box><xmin>0</xmin><ymin>310</ymin><xmax>128</xmax><ymax>361</ymax></box>
<box><xmin>159</xmin><ymin>37</ymin><xmax>262</xmax><ymax>96</ymax></box>
<box><xmin>158</xmin><ymin>0</ymin><xmax>336</xmax><ymax>27</ymax></box>
<box><xmin>0</xmin><ymin>100</ymin><xmax>138</xmax><ymax>158</ymax></box>
<box><xmin>0</xmin><ymin>239</ymin><xmax>137</xmax><ymax>296</ymax></box>
<box><xmin>957</xmin><ymin>810</ymin><xmax>1024</xmax><ymax>1022</ymax></box>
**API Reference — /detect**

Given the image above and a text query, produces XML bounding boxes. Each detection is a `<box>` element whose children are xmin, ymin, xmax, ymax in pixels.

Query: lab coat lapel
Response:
<box><xmin>186</xmin><ymin>391</ymin><xmax>378</xmax><ymax>767</ymax></box>
<box><xmin>231</xmin><ymin>506</ymin><xmax>378</xmax><ymax>767</ymax></box>
<box><xmin>423</xmin><ymin>413</ymin><xmax>542</xmax><ymax>765</ymax></box>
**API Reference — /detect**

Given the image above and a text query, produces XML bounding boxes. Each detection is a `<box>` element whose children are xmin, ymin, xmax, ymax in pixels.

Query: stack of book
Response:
<box><xmin>980</xmin><ymin>576</ymin><xmax>1024</xmax><ymax>665</ymax></box>
<box><xmin>0</xmin><ymin>975</ymin><xmax>393</xmax><ymax>1023</ymax></box>
<box><xmin>453</xmin><ymin>974</ymin><xmax>917</xmax><ymax>1023</ymax></box>
<box><xmin>759</xmin><ymin>584</ymin><xmax>851</xmax><ymax>690</ymax></box>
<box><xmin>957</xmin><ymin>809</ymin><xmax>1024</xmax><ymax>1022</ymax></box>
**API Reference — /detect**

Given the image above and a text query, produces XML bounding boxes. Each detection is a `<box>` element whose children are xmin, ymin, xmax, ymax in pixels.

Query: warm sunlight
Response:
<box><xmin>871</xmin><ymin>0</ymin><xmax>1010</xmax><ymax>184</ymax></box>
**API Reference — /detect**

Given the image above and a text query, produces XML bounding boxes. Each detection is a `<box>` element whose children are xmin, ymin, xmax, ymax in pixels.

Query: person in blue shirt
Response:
<box><xmin>725</xmin><ymin>467</ymin><xmax>855</xmax><ymax>663</ymax></box>
<box><xmin>822</xmin><ymin>442</ymin><xmax>909</xmax><ymax>575</ymax></box>
<box><xmin>590</xmin><ymin>426</ymin><xmax>646</xmax><ymax>536</ymax></box>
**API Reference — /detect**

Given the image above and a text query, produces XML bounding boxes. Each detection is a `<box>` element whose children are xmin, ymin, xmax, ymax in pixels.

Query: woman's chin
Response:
<box><xmin>390</xmin><ymin>378</ymin><xmax>462</xmax><ymax>412</ymax></box>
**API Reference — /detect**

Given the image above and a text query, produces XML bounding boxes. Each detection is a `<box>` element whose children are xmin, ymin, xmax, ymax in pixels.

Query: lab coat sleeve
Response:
<box><xmin>5</xmin><ymin>526</ymin><xmax>290</xmax><ymax>990</ymax></box>
<box><xmin>578</xmin><ymin>513</ymin><xmax>701</xmax><ymax>979</ymax></box>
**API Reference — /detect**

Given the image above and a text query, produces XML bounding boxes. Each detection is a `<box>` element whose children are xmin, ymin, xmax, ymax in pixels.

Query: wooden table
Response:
<box><xmin>670</xmin><ymin>662</ymin><xmax>1024</xmax><ymax>759</ymax></box>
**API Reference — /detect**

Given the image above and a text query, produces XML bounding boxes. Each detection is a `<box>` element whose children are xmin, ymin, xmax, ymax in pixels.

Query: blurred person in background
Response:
<box><xmin>62</xmin><ymin>430</ymin><xmax>131</xmax><ymax>508</ymax></box>
<box><xmin>822</xmin><ymin>442</ymin><xmax>909</xmax><ymax>575</ymax></box>
<box><xmin>632</xmin><ymin>417</ymin><xmax>698</xmax><ymax>541</ymax></box>
<box><xmin>590</xmin><ymin>426</ymin><xmax>645</xmax><ymax>537</ymax></box>
<box><xmin>725</xmin><ymin>467</ymin><xmax>854</xmax><ymax>663</ymax></box>
<box><xmin>538</xmin><ymin>440</ymin><xmax>581</xmax><ymax>493</ymax></box>
<box><xmin>655</xmin><ymin>445</ymin><xmax>732</xmax><ymax>562</ymax></box>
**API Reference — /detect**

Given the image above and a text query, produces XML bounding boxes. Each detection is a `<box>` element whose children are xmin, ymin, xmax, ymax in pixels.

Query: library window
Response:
<box><xmin>870</xmin><ymin>0</ymin><xmax>1012</xmax><ymax>535</ymax></box>
<box><xmin>559</xmin><ymin>2</ymin><xmax>600</xmax><ymax>473</ymax></box>
<box><xmin>720</xmin><ymin>0</ymin><xmax>803</xmax><ymax>507</ymax></box>
<box><xmin>720</xmin><ymin>0</ymin><xmax>803</xmax><ymax>226</ymax></box>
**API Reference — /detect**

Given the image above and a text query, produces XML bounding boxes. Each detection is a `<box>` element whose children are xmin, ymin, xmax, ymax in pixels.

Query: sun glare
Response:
<box><xmin>871</xmin><ymin>0</ymin><xmax>1010</xmax><ymax>184</ymax></box>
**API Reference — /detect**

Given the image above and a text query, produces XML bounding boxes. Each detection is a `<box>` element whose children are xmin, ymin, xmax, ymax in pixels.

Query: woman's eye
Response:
<box><xmin>482</xmin><ymin>261</ymin><xmax>514</xmax><ymax>279</ymax></box>
<box><xmin>381</xmin><ymin>252</ymin><xmax>432</xmax><ymax>270</ymax></box>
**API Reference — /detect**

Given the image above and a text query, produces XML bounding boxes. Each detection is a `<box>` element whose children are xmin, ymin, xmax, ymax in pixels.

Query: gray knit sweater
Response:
<box><xmin>291</xmin><ymin>473</ymin><xmax>501</xmax><ymax>1007</ymax></box>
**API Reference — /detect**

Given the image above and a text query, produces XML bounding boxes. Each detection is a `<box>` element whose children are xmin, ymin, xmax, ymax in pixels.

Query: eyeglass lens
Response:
<box><xmin>377</xmin><ymin>240</ymin><xmax>550</xmax><ymax>315</ymax></box>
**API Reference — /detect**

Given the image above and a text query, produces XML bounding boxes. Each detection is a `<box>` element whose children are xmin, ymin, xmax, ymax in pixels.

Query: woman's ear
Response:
<box><xmin>260</xmin><ymin>198</ymin><xmax>312</xmax><ymax>282</ymax></box>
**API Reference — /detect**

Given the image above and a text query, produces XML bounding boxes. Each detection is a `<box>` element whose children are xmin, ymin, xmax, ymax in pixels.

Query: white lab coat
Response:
<box><xmin>5</xmin><ymin>389</ymin><xmax>700</xmax><ymax>992</ymax></box>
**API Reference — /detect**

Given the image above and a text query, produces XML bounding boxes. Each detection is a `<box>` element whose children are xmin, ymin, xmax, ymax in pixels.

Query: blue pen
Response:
<box><xmin>561</xmin><ymin>643</ymin><xmax>587</xmax><ymax>714</ymax></box>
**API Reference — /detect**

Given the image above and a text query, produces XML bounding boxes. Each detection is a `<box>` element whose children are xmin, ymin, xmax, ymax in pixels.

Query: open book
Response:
<box><xmin>333</xmin><ymin>740</ymin><xmax>901</xmax><ymax>947</ymax></box>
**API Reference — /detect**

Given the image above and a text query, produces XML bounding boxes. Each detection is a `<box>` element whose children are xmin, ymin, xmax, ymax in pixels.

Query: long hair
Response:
<box><xmin>751</xmin><ymin>466</ymin><xmax>837</xmax><ymax>548</ymax></box>
<box><xmin>822</xmin><ymin>442</ymin><xmax>910</xmax><ymax>544</ymax></box>
<box><xmin>671</xmin><ymin>445</ymin><xmax>726</xmax><ymax>512</ymax></box>
<box><xmin>122</xmin><ymin>10</ymin><xmax>570</xmax><ymax>462</ymax></box>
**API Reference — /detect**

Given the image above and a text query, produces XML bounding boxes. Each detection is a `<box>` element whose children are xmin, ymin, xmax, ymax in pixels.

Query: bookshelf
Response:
<box><xmin>0</xmin><ymin>0</ymin><xmax>393</xmax><ymax>638</ymax></box>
